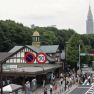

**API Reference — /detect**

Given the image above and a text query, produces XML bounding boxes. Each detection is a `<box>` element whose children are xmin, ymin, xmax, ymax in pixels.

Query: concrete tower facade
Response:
<box><xmin>86</xmin><ymin>5</ymin><xmax>94</xmax><ymax>34</ymax></box>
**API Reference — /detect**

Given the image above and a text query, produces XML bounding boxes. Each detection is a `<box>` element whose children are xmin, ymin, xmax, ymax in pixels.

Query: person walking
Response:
<box><xmin>55</xmin><ymin>82</ymin><xmax>57</xmax><ymax>93</ymax></box>
<box><xmin>77</xmin><ymin>74</ymin><xmax>79</xmax><ymax>84</ymax></box>
<box><xmin>50</xmin><ymin>84</ymin><xmax>53</xmax><ymax>94</ymax></box>
<box><xmin>3</xmin><ymin>80</ymin><xmax>5</xmax><ymax>86</ymax></box>
<box><xmin>44</xmin><ymin>88</ymin><xmax>48</xmax><ymax>94</ymax></box>
<box><xmin>60</xmin><ymin>78</ymin><xmax>63</xmax><ymax>86</ymax></box>
<box><xmin>88</xmin><ymin>75</ymin><xmax>91</xmax><ymax>84</ymax></box>
<box><xmin>7</xmin><ymin>79</ymin><xmax>10</xmax><ymax>85</ymax></box>
<box><xmin>43</xmin><ymin>79</ymin><xmax>45</xmax><ymax>88</ymax></box>
<box><xmin>83</xmin><ymin>74</ymin><xmax>86</xmax><ymax>83</ymax></box>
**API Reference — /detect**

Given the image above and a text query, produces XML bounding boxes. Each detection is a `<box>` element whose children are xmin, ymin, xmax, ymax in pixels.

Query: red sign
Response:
<box><xmin>24</xmin><ymin>53</ymin><xmax>35</xmax><ymax>64</ymax></box>
<box><xmin>36</xmin><ymin>53</ymin><xmax>47</xmax><ymax>64</ymax></box>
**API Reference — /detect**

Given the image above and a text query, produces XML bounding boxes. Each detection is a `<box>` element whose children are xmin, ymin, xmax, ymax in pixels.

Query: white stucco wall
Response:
<box><xmin>6</xmin><ymin>47</ymin><xmax>49</xmax><ymax>63</ymax></box>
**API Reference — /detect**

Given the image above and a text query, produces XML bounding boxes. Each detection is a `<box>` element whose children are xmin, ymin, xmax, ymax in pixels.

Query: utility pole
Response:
<box><xmin>0</xmin><ymin>63</ymin><xmax>3</xmax><ymax>94</ymax></box>
<box><xmin>79</xmin><ymin>45</ymin><xmax>80</xmax><ymax>74</ymax></box>
<box><xmin>65</xmin><ymin>42</ymin><xmax>69</xmax><ymax>91</ymax></box>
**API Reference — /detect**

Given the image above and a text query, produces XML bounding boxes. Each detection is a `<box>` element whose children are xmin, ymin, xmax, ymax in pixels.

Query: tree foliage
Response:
<box><xmin>0</xmin><ymin>19</ymin><xmax>94</xmax><ymax>65</ymax></box>
<box><xmin>66</xmin><ymin>33</ymin><xmax>87</xmax><ymax>69</ymax></box>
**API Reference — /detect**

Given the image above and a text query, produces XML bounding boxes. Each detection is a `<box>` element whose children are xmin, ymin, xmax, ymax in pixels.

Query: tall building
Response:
<box><xmin>86</xmin><ymin>5</ymin><xmax>94</xmax><ymax>34</ymax></box>
<box><xmin>31</xmin><ymin>24</ymin><xmax>38</xmax><ymax>28</ymax></box>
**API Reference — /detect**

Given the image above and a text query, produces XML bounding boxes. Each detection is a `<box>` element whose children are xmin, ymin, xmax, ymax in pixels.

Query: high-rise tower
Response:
<box><xmin>86</xmin><ymin>5</ymin><xmax>94</xmax><ymax>34</ymax></box>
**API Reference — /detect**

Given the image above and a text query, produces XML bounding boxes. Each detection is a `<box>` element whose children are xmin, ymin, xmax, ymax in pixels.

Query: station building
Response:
<box><xmin>0</xmin><ymin>31</ymin><xmax>63</xmax><ymax>89</ymax></box>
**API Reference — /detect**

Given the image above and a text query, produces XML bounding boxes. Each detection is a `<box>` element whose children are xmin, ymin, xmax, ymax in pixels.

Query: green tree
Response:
<box><xmin>66</xmin><ymin>33</ymin><xmax>87</xmax><ymax>71</ymax></box>
<box><xmin>80</xmin><ymin>34</ymin><xmax>90</xmax><ymax>46</ymax></box>
<box><xmin>41</xmin><ymin>31</ymin><xmax>58</xmax><ymax>45</ymax></box>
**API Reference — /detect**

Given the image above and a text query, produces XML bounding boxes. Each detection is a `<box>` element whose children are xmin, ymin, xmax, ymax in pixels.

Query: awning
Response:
<box><xmin>0</xmin><ymin>84</ymin><xmax>22</xmax><ymax>93</ymax></box>
<box><xmin>2</xmin><ymin>63</ymin><xmax>62</xmax><ymax>76</ymax></box>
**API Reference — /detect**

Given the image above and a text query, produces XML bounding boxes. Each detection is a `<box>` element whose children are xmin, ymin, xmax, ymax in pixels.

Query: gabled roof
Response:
<box><xmin>0</xmin><ymin>52</ymin><xmax>13</xmax><ymax>62</ymax></box>
<box><xmin>26</xmin><ymin>45</ymin><xmax>56</xmax><ymax>62</ymax></box>
<box><xmin>39</xmin><ymin>45</ymin><xmax>59</xmax><ymax>53</ymax></box>
<box><xmin>8</xmin><ymin>45</ymin><xmax>56</xmax><ymax>62</ymax></box>
<box><xmin>9</xmin><ymin>46</ymin><xmax>23</xmax><ymax>53</ymax></box>
<box><xmin>26</xmin><ymin>45</ymin><xmax>43</xmax><ymax>53</ymax></box>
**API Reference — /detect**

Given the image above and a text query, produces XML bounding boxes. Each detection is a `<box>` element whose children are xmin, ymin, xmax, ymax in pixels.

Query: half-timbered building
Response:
<box><xmin>0</xmin><ymin>31</ymin><xmax>63</xmax><ymax>89</ymax></box>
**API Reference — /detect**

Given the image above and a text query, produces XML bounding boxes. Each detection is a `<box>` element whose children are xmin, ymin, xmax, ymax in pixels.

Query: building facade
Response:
<box><xmin>86</xmin><ymin>5</ymin><xmax>94</xmax><ymax>34</ymax></box>
<box><xmin>0</xmin><ymin>31</ymin><xmax>63</xmax><ymax>90</ymax></box>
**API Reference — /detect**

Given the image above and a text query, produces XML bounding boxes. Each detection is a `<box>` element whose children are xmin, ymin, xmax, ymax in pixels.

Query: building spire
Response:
<box><xmin>87</xmin><ymin>3</ymin><xmax>93</xmax><ymax>20</ymax></box>
<box><xmin>86</xmin><ymin>3</ymin><xmax>94</xmax><ymax>34</ymax></box>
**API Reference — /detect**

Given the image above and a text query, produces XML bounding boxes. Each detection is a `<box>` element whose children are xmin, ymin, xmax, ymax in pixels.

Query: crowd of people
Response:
<box><xmin>44</xmin><ymin>67</ymin><xmax>94</xmax><ymax>94</ymax></box>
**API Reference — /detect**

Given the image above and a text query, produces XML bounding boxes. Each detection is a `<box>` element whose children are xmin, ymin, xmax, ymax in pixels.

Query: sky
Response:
<box><xmin>0</xmin><ymin>0</ymin><xmax>93</xmax><ymax>34</ymax></box>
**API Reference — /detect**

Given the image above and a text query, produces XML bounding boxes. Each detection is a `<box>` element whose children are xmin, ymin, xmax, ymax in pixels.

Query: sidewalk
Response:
<box><xmin>21</xmin><ymin>78</ymin><xmax>78</xmax><ymax>94</ymax></box>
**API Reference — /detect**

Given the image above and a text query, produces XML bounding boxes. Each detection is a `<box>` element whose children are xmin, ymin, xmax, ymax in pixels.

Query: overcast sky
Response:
<box><xmin>0</xmin><ymin>0</ymin><xmax>93</xmax><ymax>34</ymax></box>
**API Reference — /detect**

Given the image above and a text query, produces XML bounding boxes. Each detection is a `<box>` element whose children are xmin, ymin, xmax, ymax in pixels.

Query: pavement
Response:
<box><xmin>21</xmin><ymin>78</ymin><xmax>78</xmax><ymax>94</ymax></box>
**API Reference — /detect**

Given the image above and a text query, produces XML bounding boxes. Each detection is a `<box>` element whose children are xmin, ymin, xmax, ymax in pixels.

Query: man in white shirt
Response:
<box><xmin>7</xmin><ymin>79</ymin><xmax>10</xmax><ymax>85</ymax></box>
<box><xmin>43</xmin><ymin>79</ymin><xmax>45</xmax><ymax>88</ymax></box>
<box><xmin>3</xmin><ymin>80</ymin><xmax>5</xmax><ymax>86</ymax></box>
<box><xmin>50</xmin><ymin>84</ymin><xmax>53</xmax><ymax>94</ymax></box>
<box><xmin>60</xmin><ymin>78</ymin><xmax>63</xmax><ymax>85</ymax></box>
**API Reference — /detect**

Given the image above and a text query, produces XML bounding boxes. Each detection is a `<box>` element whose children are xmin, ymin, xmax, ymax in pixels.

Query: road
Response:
<box><xmin>69</xmin><ymin>81</ymin><xmax>94</xmax><ymax>94</ymax></box>
<box><xmin>69</xmin><ymin>67</ymin><xmax>94</xmax><ymax>94</ymax></box>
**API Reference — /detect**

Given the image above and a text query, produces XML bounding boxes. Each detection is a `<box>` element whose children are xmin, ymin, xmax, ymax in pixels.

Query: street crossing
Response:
<box><xmin>85</xmin><ymin>83</ymin><xmax>94</xmax><ymax>94</ymax></box>
<box><xmin>82</xmin><ymin>79</ymin><xmax>92</xmax><ymax>85</ymax></box>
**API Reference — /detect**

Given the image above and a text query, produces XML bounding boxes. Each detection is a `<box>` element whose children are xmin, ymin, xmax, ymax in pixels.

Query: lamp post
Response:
<box><xmin>65</xmin><ymin>42</ymin><xmax>69</xmax><ymax>91</ymax></box>
<box><xmin>0</xmin><ymin>63</ymin><xmax>3</xmax><ymax>94</ymax></box>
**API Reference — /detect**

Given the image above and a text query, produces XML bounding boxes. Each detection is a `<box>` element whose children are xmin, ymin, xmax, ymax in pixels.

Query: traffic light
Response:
<box><xmin>88</xmin><ymin>54</ymin><xmax>94</xmax><ymax>56</ymax></box>
<box><xmin>91</xmin><ymin>54</ymin><xmax>94</xmax><ymax>56</ymax></box>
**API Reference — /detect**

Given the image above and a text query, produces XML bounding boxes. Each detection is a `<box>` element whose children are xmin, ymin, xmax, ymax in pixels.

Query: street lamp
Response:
<box><xmin>65</xmin><ymin>42</ymin><xmax>69</xmax><ymax>91</ymax></box>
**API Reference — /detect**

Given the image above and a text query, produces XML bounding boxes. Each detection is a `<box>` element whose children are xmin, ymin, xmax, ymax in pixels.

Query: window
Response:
<box><xmin>33</xmin><ymin>37</ymin><xmax>36</xmax><ymax>42</ymax></box>
<box><xmin>38</xmin><ymin>37</ymin><xmax>39</xmax><ymax>41</ymax></box>
<box><xmin>36</xmin><ymin>37</ymin><xmax>37</xmax><ymax>41</ymax></box>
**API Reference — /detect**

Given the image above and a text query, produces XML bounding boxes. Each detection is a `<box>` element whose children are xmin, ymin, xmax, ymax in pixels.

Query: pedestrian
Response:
<box><xmin>44</xmin><ymin>88</ymin><xmax>48</xmax><ymax>94</ymax></box>
<box><xmin>50</xmin><ymin>84</ymin><xmax>53</xmax><ymax>94</ymax></box>
<box><xmin>77</xmin><ymin>74</ymin><xmax>79</xmax><ymax>84</ymax></box>
<box><xmin>88</xmin><ymin>74</ymin><xmax>90</xmax><ymax>84</ymax></box>
<box><xmin>52</xmin><ymin>75</ymin><xmax>55</xmax><ymax>81</ymax></box>
<box><xmin>55</xmin><ymin>82</ymin><xmax>57</xmax><ymax>92</ymax></box>
<box><xmin>7</xmin><ymin>79</ymin><xmax>10</xmax><ymax>85</ymax></box>
<box><xmin>83</xmin><ymin>74</ymin><xmax>85</xmax><ymax>83</ymax></box>
<box><xmin>43</xmin><ymin>79</ymin><xmax>45</xmax><ymax>88</ymax></box>
<box><xmin>60</xmin><ymin>73</ymin><xmax>63</xmax><ymax>78</ymax></box>
<box><xmin>3</xmin><ymin>80</ymin><xmax>5</xmax><ymax>86</ymax></box>
<box><xmin>53</xmin><ymin>81</ymin><xmax>55</xmax><ymax>91</ymax></box>
<box><xmin>66</xmin><ymin>77</ymin><xmax>69</xmax><ymax>85</ymax></box>
<box><xmin>60</xmin><ymin>78</ymin><xmax>63</xmax><ymax>85</ymax></box>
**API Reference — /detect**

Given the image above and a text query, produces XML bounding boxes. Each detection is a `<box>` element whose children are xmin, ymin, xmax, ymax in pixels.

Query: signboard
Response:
<box><xmin>80</xmin><ymin>53</ymin><xmax>86</xmax><ymax>56</ymax></box>
<box><xmin>6</xmin><ymin>65</ymin><xmax>17</xmax><ymax>69</ymax></box>
<box><xmin>6</xmin><ymin>65</ymin><xmax>10</xmax><ymax>69</ymax></box>
<box><xmin>36</xmin><ymin>53</ymin><xmax>47</xmax><ymax>64</ymax></box>
<box><xmin>24</xmin><ymin>53</ymin><xmax>35</xmax><ymax>64</ymax></box>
